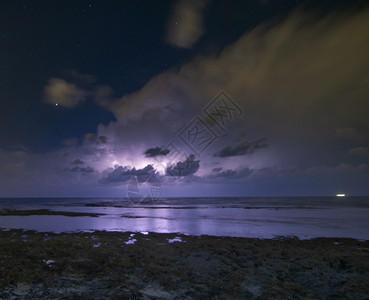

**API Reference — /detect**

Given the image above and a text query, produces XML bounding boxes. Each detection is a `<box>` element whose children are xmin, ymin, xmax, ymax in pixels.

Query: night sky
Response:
<box><xmin>1</xmin><ymin>0</ymin><xmax>368</xmax><ymax>197</ymax></box>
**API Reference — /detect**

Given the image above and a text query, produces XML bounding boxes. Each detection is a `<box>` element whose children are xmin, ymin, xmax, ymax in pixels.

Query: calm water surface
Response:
<box><xmin>0</xmin><ymin>197</ymin><xmax>368</xmax><ymax>239</ymax></box>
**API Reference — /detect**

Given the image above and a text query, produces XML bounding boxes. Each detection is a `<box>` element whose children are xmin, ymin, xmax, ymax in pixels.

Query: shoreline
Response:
<box><xmin>1</xmin><ymin>227</ymin><xmax>369</xmax><ymax>241</ymax></box>
<box><xmin>2</xmin><ymin>208</ymin><xmax>369</xmax><ymax>240</ymax></box>
<box><xmin>0</xmin><ymin>209</ymin><xmax>104</xmax><ymax>217</ymax></box>
<box><xmin>1</xmin><ymin>229</ymin><xmax>369</xmax><ymax>299</ymax></box>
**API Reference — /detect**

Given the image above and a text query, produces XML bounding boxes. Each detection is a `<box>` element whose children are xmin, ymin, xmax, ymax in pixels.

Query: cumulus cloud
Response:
<box><xmin>214</xmin><ymin>138</ymin><xmax>267</xmax><ymax>157</ymax></box>
<box><xmin>44</xmin><ymin>78</ymin><xmax>87</xmax><ymax>108</ymax></box>
<box><xmin>100</xmin><ymin>6</ymin><xmax>369</xmax><ymax>173</ymax></box>
<box><xmin>166</xmin><ymin>0</ymin><xmax>207</xmax><ymax>48</ymax></box>
<box><xmin>144</xmin><ymin>147</ymin><xmax>170</xmax><ymax>157</ymax></box>
<box><xmin>166</xmin><ymin>154</ymin><xmax>200</xmax><ymax>176</ymax></box>
<box><xmin>101</xmin><ymin>165</ymin><xmax>156</xmax><ymax>184</ymax></box>
<box><xmin>104</xmin><ymin>72</ymin><xmax>198</xmax><ymax>127</ymax></box>
<box><xmin>44</xmin><ymin>71</ymin><xmax>112</xmax><ymax>109</ymax></box>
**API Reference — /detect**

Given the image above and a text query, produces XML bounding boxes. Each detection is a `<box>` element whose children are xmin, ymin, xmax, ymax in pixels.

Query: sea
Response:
<box><xmin>0</xmin><ymin>197</ymin><xmax>368</xmax><ymax>240</ymax></box>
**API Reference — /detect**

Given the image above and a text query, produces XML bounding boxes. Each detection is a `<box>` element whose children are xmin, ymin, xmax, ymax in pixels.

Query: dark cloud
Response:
<box><xmin>214</xmin><ymin>138</ymin><xmax>267</xmax><ymax>157</ymax></box>
<box><xmin>64</xmin><ymin>166</ymin><xmax>95</xmax><ymax>173</ymax></box>
<box><xmin>84</xmin><ymin>133</ymin><xmax>108</xmax><ymax>145</ymax></box>
<box><xmin>64</xmin><ymin>158</ymin><xmax>94</xmax><ymax>173</ymax></box>
<box><xmin>98</xmin><ymin>136</ymin><xmax>108</xmax><ymax>144</ymax></box>
<box><xmin>213</xmin><ymin>169</ymin><xmax>237</xmax><ymax>177</ymax></box>
<box><xmin>166</xmin><ymin>154</ymin><xmax>200</xmax><ymax>176</ymax></box>
<box><xmin>70</xmin><ymin>166</ymin><xmax>94</xmax><ymax>173</ymax></box>
<box><xmin>144</xmin><ymin>147</ymin><xmax>170</xmax><ymax>157</ymax></box>
<box><xmin>101</xmin><ymin>165</ymin><xmax>156</xmax><ymax>184</ymax></box>
<box><xmin>72</xmin><ymin>159</ymin><xmax>84</xmax><ymax>165</ymax></box>
<box><xmin>168</xmin><ymin>166</ymin><xmax>252</xmax><ymax>183</ymax></box>
<box><xmin>207</xmin><ymin>167</ymin><xmax>252</xmax><ymax>180</ymax></box>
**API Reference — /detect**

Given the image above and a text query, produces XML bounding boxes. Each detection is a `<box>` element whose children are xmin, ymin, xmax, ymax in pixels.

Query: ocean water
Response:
<box><xmin>0</xmin><ymin>197</ymin><xmax>368</xmax><ymax>239</ymax></box>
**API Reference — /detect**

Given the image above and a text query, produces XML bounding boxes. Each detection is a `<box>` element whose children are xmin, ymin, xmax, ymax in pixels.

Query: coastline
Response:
<box><xmin>1</xmin><ymin>229</ymin><xmax>369</xmax><ymax>299</ymax></box>
<box><xmin>2</xmin><ymin>206</ymin><xmax>369</xmax><ymax>240</ymax></box>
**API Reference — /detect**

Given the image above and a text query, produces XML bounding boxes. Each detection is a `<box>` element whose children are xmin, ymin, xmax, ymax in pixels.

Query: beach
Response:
<box><xmin>1</xmin><ymin>229</ymin><xmax>369</xmax><ymax>299</ymax></box>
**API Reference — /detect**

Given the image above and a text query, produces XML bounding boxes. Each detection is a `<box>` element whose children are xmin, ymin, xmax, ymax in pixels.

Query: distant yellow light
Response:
<box><xmin>55</xmin><ymin>103</ymin><xmax>59</xmax><ymax>106</ymax></box>
<box><xmin>336</xmin><ymin>194</ymin><xmax>345</xmax><ymax>197</ymax></box>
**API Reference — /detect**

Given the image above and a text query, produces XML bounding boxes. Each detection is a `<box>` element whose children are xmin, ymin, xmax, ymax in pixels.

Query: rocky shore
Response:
<box><xmin>1</xmin><ymin>229</ymin><xmax>369</xmax><ymax>299</ymax></box>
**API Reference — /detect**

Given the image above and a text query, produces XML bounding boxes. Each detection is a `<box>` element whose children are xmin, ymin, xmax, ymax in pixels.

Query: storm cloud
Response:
<box><xmin>207</xmin><ymin>167</ymin><xmax>253</xmax><ymax>180</ymax></box>
<box><xmin>166</xmin><ymin>154</ymin><xmax>200</xmax><ymax>176</ymax></box>
<box><xmin>144</xmin><ymin>147</ymin><xmax>170</xmax><ymax>158</ymax></box>
<box><xmin>68</xmin><ymin>166</ymin><xmax>95</xmax><ymax>173</ymax></box>
<box><xmin>65</xmin><ymin>159</ymin><xmax>94</xmax><ymax>173</ymax></box>
<box><xmin>72</xmin><ymin>159</ymin><xmax>84</xmax><ymax>165</ymax></box>
<box><xmin>214</xmin><ymin>138</ymin><xmax>268</xmax><ymax>157</ymax></box>
<box><xmin>2</xmin><ymin>4</ymin><xmax>369</xmax><ymax>197</ymax></box>
<box><xmin>101</xmin><ymin>165</ymin><xmax>156</xmax><ymax>184</ymax></box>
<box><xmin>100</xmin><ymin>7</ymin><xmax>367</xmax><ymax>196</ymax></box>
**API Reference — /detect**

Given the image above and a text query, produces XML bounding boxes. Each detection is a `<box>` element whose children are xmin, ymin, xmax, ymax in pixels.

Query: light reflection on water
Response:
<box><xmin>1</xmin><ymin>205</ymin><xmax>369</xmax><ymax>239</ymax></box>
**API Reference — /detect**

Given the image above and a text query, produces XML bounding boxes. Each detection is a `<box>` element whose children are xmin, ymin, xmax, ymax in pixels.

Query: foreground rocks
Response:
<box><xmin>0</xmin><ymin>229</ymin><xmax>369</xmax><ymax>299</ymax></box>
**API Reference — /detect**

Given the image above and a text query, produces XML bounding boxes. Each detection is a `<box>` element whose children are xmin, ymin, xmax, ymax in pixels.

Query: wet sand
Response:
<box><xmin>1</xmin><ymin>229</ymin><xmax>369</xmax><ymax>299</ymax></box>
